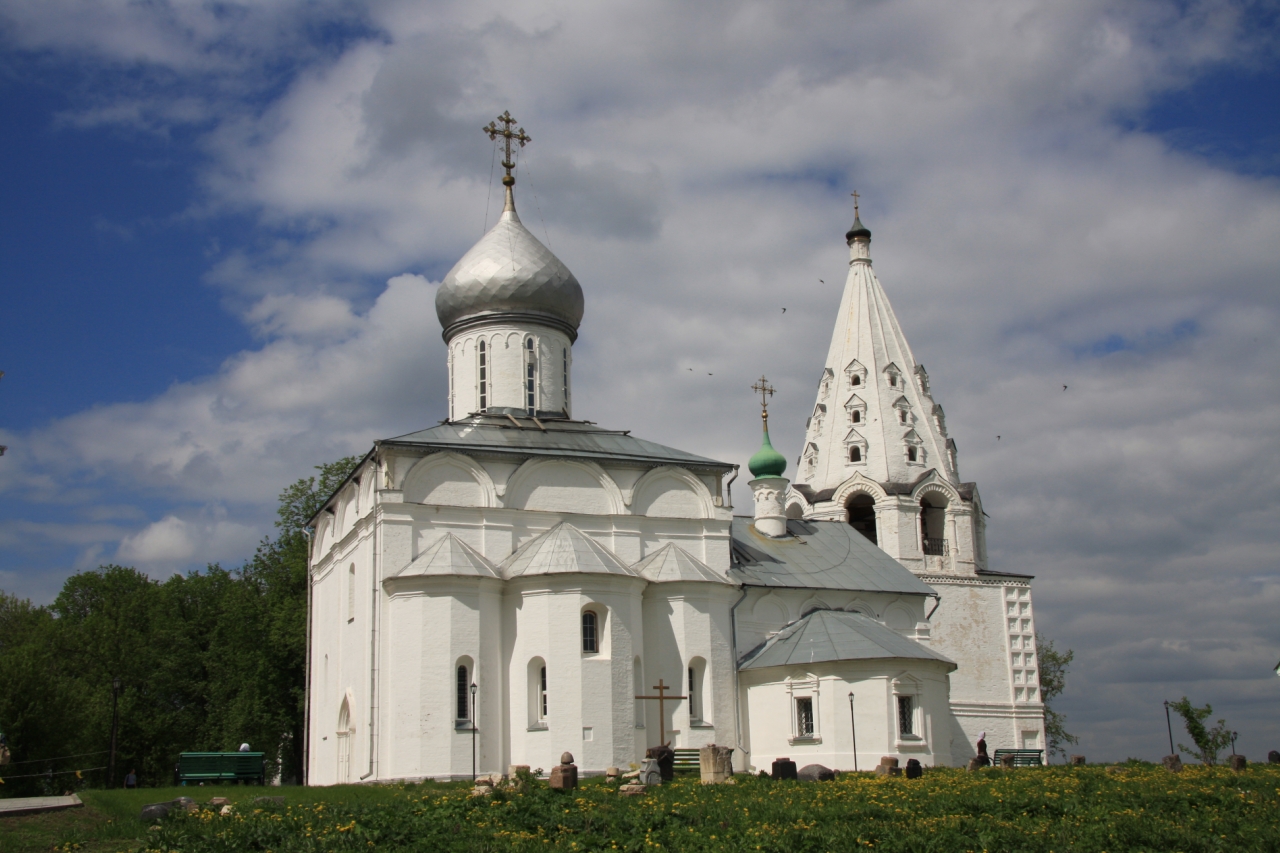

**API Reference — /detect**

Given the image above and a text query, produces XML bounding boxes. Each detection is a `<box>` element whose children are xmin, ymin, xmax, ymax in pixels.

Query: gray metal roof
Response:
<box><xmin>381</xmin><ymin>415</ymin><xmax>732</xmax><ymax>470</ymax></box>
<box><xmin>502</xmin><ymin>523</ymin><xmax>640</xmax><ymax>579</ymax></box>
<box><xmin>729</xmin><ymin>517</ymin><xmax>937</xmax><ymax>596</ymax></box>
<box><xmin>386</xmin><ymin>533</ymin><xmax>502</xmax><ymax>580</ymax></box>
<box><xmin>633</xmin><ymin>544</ymin><xmax>734</xmax><ymax>585</ymax></box>
<box><xmin>739</xmin><ymin>609</ymin><xmax>955</xmax><ymax>671</ymax></box>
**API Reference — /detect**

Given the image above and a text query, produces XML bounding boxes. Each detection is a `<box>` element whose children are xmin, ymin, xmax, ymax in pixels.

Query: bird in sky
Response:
<box><xmin>687</xmin><ymin>368</ymin><xmax>692</xmax><ymax>371</ymax></box>
<box><xmin>1063</xmin><ymin>385</ymin><xmax>1068</xmax><ymax>391</ymax></box>
<box><xmin>997</xmin><ymin>435</ymin><xmax>1001</xmax><ymax>441</ymax></box>
<box><xmin>708</xmin><ymin>373</ymin><xmax>714</xmax><ymax>376</ymax></box>
<box><xmin>781</xmin><ymin>307</ymin><xmax>786</xmax><ymax>313</ymax></box>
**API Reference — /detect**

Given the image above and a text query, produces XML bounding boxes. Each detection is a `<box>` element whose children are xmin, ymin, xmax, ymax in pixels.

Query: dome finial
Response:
<box><xmin>846</xmin><ymin>189</ymin><xmax>871</xmax><ymax>244</ymax></box>
<box><xmin>748</xmin><ymin>376</ymin><xmax>787</xmax><ymax>478</ymax></box>
<box><xmin>483</xmin><ymin>110</ymin><xmax>531</xmax><ymax>191</ymax></box>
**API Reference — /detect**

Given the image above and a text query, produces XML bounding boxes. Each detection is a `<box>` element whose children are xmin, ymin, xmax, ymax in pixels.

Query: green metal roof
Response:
<box><xmin>729</xmin><ymin>517</ymin><xmax>937</xmax><ymax>596</ymax></box>
<box><xmin>739</xmin><ymin>609</ymin><xmax>955</xmax><ymax>670</ymax></box>
<box><xmin>381</xmin><ymin>414</ymin><xmax>732</xmax><ymax>470</ymax></box>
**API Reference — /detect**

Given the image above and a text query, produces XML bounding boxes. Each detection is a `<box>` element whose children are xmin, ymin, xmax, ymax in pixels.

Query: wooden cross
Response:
<box><xmin>851</xmin><ymin>190</ymin><xmax>860</xmax><ymax>217</ymax></box>
<box><xmin>634</xmin><ymin>678</ymin><xmax>686</xmax><ymax>748</ymax></box>
<box><xmin>483</xmin><ymin>111</ymin><xmax>531</xmax><ymax>187</ymax></box>
<box><xmin>751</xmin><ymin>375</ymin><xmax>776</xmax><ymax>426</ymax></box>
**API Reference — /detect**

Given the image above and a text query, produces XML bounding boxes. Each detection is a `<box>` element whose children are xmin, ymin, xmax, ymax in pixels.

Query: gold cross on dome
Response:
<box><xmin>851</xmin><ymin>190</ymin><xmax>861</xmax><ymax>217</ymax></box>
<box><xmin>483</xmin><ymin>111</ymin><xmax>531</xmax><ymax>187</ymax></box>
<box><xmin>751</xmin><ymin>375</ymin><xmax>776</xmax><ymax>420</ymax></box>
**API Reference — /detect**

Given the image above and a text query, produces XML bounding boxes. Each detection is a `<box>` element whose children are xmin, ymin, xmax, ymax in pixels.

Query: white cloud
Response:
<box><xmin>116</xmin><ymin>511</ymin><xmax>261</xmax><ymax>569</ymax></box>
<box><xmin>2</xmin><ymin>0</ymin><xmax>1279</xmax><ymax>760</ymax></box>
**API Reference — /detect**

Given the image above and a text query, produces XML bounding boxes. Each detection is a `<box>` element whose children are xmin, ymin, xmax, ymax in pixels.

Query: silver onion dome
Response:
<box><xmin>435</xmin><ymin>190</ymin><xmax>584</xmax><ymax>342</ymax></box>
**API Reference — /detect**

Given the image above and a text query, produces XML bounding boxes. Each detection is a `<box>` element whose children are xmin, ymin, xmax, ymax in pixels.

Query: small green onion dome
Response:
<box><xmin>845</xmin><ymin>214</ymin><xmax>871</xmax><ymax>243</ymax></box>
<box><xmin>748</xmin><ymin>426</ymin><xmax>788</xmax><ymax>478</ymax></box>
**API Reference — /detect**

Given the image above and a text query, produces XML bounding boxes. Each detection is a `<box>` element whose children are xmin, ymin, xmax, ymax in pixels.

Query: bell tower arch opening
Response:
<box><xmin>920</xmin><ymin>493</ymin><xmax>949</xmax><ymax>556</ymax></box>
<box><xmin>846</xmin><ymin>493</ymin><xmax>877</xmax><ymax>545</ymax></box>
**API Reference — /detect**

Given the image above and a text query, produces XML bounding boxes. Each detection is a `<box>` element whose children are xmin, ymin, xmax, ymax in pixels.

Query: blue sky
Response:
<box><xmin>1</xmin><ymin>0</ymin><xmax>1279</xmax><ymax>762</ymax></box>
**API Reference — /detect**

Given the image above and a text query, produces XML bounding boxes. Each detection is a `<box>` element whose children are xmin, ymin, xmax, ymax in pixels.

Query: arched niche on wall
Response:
<box><xmin>631</xmin><ymin>466</ymin><xmax>714</xmax><ymax>519</ymax></box>
<box><xmin>402</xmin><ymin>452</ymin><xmax>496</xmax><ymax>508</ymax></box>
<box><xmin>505</xmin><ymin>458</ymin><xmax>623</xmax><ymax>515</ymax></box>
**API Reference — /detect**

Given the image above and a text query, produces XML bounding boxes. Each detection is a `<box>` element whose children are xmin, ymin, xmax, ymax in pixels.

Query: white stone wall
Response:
<box><xmin>923</xmin><ymin>576</ymin><xmax>1046</xmax><ymax>760</ymax></box>
<box><xmin>447</xmin><ymin>325</ymin><xmax>573</xmax><ymax>417</ymax></box>
<box><xmin>739</xmin><ymin>660</ymin><xmax>954</xmax><ymax>771</ymax></box>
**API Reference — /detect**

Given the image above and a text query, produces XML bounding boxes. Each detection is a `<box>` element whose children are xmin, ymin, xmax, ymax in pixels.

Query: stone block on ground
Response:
<box><xmin>549</xmin><ymin>755</ymin><xmax>578</xmax><ymax>791</ymax></box>
<box><xmin>1070</xmin><ymin>755</ymin><xmax>1086</xmax><ymax>766</ymax></box>
<box><xmin>140</xmin><ymin>803</ymin><xmax>172</xmax><ymax>822</ymax></box>
<box><xmin>699</xmin><ymin>744</ymin><xmax>734</xmax><ymax>784</ymax></box>
<box><xmin>878</xmin><ymin>756</ymin><xmax>899</xmax><ymax>769</ymax></box>
<box><xmin>874</xmin><ymin>764</ymin><xmax>902</xmax><ymax>777</ymax></box>
<box><xmin>770</xmin><ymin>757</ymin><xmax>798</xmax><ymax>781</ymax></box>
<box><xmin>797</xmin><ymin>764</ymin><xmax>835</xmax><ymax>782</ymax></box>
<box><xmin>219</xmin><ymin>805</ymin><xmax>234</xmax><ymax>816</ymax></box>
<box><xmin>1230</xmin><ymin>755</ymin><xmax>1247</xmax><ymax>771</ymax></box>
<box><xmin>905</xmin><ymin>759</ymin><xmax>923</xmax><ymax>779</ymax></box>
<box><xmin>618</xmin><ymin>783</ymin><xmax>647</xmax><ymax>796</ymax></box>
<box><xmin>966</xmin><ymin>757</ymin><xmax>982</xmax><ymax>772</ymax></box>
<box><xmin>508</xmin><ymin>765</ymin><xmax>530</xmax><ymax>777</ymax></box>
<box><xmin>606</xmin><ymin>766</ymin><xmax>621</xmax><ymax>781</ymax></box>
<box><xmin>645</xmin><ymin>745</ymin><xmax>675</xmax><ymax>781</ymax></box>
<box><xmin>638</xmin><ymin>758</ymin><xmax>662</xmax><ymax>786</ymax></box>
<box><xmin>999</xmin><ymin>753</ymin><xmax>1016</xmax><ymax>768</ymax></box>
<box><xmin>207</xmin><ymin>797</ymin><xmax>230</xmax><ymax>807</ymax></box>
<box><xmin>1162</xmin><ymin>755</ymin><xmax>1183</xmax><ymax>773</ymax></box>
<box><xmin>1269</xmin><ymin>750</ymin><xmax>1280</xmax><ymax>764</ymax></box>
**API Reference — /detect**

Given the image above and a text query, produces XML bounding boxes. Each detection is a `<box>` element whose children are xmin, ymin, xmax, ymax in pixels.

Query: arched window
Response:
<box><xmin>527</xmin><ymin>658</ymin><xmax>548</xmax><ymax>728</ymax></box>
<box><xmin>847</xmin><ymin>493</ymin><xmax>877</xmax><ymax>545</ymax></box>
<box><xmin>347</xmin><ymin>564</ymin><xmax>356</xmax><ymax>623</ymax></box>
<box><xmin>456</xmin><ymin>664</ymin><xmax>470</xmax><ymax>721</ymax></box>
<box><xmin>907</xmin><ymin>446</ymin><xmax>918</xmax><ymax>462</ymax></box>
<box><xmin>851</xmin><ymin>410</ymin><xmax>861</xmax><ymax>424</ymax></box>
<box><xmin>688</xmin><ymin>666</ymin><xmax>697</xmax><ymax>720</ymax></box>
<box><xmin>849</xmin><ymin>446</ymin><xmax>862</xmax><ymax>462</ymax></box>
<box><xmin>851</xmin><ymin>375</ymin><xmax>861</xmax><ymax>386</ymax></box>
<box><xmin>337</xmin><ymin>698</ymin><xmax>353</xmax><ymax>783</ymax></box>
<box><xmin>687</xmin><ymin>657</ymin><xmax>707</xmax><ymax>724</ymax></box>
<box><xmin>900</xmin><ymin>409</ymin><xmax>908</xmax><ymax>424</ymax></box>
<box><xmin>582</xmin><ymin>610</ymin><xmax>598</xmax><ymax>653</ymax></box>
<box><xmin>525</xmin><ymin>337</ymin><xmax>537</xmax><ymax>414</ymax></box>
<box><xmin>478</xmin><ymin>340</ymin><xmax>488</xmax><ymax>411</ymax></box>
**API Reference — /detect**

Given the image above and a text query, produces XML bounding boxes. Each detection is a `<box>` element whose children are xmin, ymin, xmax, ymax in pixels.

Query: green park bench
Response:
<box><xmin>177</xmin><ymin>752</ymin><xmax>266</xmax><ymax>785</ymax></box>
<box><xmin>673</xmin><ymin>749</ymin><xmax>700</xmax><ymax>772</ymax></box>
<box><xmin>992</xmin><ymin>749</ymin><xmax>1044</xmax><ymax>767</ymax></box>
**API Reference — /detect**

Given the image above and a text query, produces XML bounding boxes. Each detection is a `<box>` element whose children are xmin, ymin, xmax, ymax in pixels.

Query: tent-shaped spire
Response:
<box><xmin>796</xmin><ymin>209</ymin><xmax>957</xmax><ymax>492</ymax></box>
<box><xmin>501</xmin><ymin>523</ymin><xmax>639</xmax><ymax>579</ymax></box>
<box><xmin>387</xmin><ymin>533</ymin><xmax>502</xmax><ymax>580</ymax></box>
<box><xmin>632</xmin><ymin>543</ymin><xmax>734</xmax><ymax>584</ymax></box>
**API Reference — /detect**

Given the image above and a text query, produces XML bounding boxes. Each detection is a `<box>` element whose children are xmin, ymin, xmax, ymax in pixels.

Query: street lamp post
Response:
<box><xmin>109</xmin><ymin>677</ymin><xmax>121</xmax><ymax>788</ymax></box>
<box><xmin>847</xmin><ymin>692</ymin><xmax>859</xmax><ymax>772</ymax></box>
<box><xmin>470</xmin><ymin>682</ymin><xmax>478</xmax><ymax>782</ymax></box>
<box><xmin>1162</xmin><ymin>701</ymin><xmax>1175</xmax><ymax>757</ymax></box>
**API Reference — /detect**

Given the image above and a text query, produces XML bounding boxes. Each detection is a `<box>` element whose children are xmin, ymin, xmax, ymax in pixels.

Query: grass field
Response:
<box><xmin>3</xmin><ymin>764</ymin><xmax>1278</xmax><ymax>852</ymax></box>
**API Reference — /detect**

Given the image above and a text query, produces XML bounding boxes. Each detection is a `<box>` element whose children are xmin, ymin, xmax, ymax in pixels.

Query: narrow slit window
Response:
<box><xmin>478</xmin><ymin>340</ymin><xmax>487</xmax><ymax>411</ymax></box>
<box><xmin>688</xmin><ymin>666</ymin><xmax>696</xmax><ymax>720</ymax></box>
<box><xmin>539</xmin><ymin>666</ymin><xmax>548</xmax><ymax>719</ymax></box>
<box><xmin>900</xmin><ymin>410</ymin><xmax>908</xmax><ymax>423</ymax></box>
<box><xmin>795</xmin><ymin>697</ymin><xmax>814</xmax><ymax>738</ymax></box>
<box><xmin>456</xmin><ymin>665</ymin><xmax>470</xmax><ymax>720</ymax></box>
<box><xmin>582</xmin><ymin>610</ymin><xmax>598</xmax><ymax>653</ymax></box>
<box><xmin>525</xmin><ymin>338</ymin><xmax>536</xmax><ymax>415</ymax></box>
<box><xmin>851</xmin><ymin>410</ymin><xmax>861</xmax><ymax>423</ymax></box>
<box><xmin>908</xmin><ymin>446</ymin><xmax>918</xmax><ymax>462</ymax></box>
<box><xmin>898</xmin><ymin>695</ymin><xmax>914</xmax><ymax>736</ymax></box>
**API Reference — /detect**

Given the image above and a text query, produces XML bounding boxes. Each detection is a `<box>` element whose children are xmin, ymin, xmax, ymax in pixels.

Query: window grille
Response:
<box><xmin>795</xmin><ymin>697</ymin><xmax>814</xmax><ymax>737</ymax></box>
<box><xmin>582</xmin><ymin>611</ymin><xmax>597</xmax><ymax>653</ymax></box>
<box><xmin>525</xmin><ymin>338</ymin><xmax>536</xmax><ymax>414</ymax></box>
<box><xmin>898</xmin><ymin>695</ymin><xmax>914</xmax><ymax>736</ymax></box>
<box><xmin>478</xmin><ymin>340</ymin><xmax>487</xmax><ymax>411</ymax></box>
<box><xmin>456</xmin><ymin>665</ymin><xmax>470</xmax><ymax>720</ymax></box>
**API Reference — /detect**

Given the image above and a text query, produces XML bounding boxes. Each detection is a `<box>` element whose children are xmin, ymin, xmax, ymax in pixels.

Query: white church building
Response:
<box><xmin>304</xmin><ymin>117</ymin><xmax>1044</xmax><ymax>783</ymax></box>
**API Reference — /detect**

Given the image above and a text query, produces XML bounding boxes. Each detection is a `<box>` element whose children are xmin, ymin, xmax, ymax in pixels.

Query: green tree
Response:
<box><xmin>1169</xmin><ymin>697</ymin><xmax>1233</xmax><ymax>766</ymax></box>
<box><xmin>1035</xmin><ymin>632</ymin><xmax>1078</xmax><ymax>761</ymax></box>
